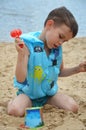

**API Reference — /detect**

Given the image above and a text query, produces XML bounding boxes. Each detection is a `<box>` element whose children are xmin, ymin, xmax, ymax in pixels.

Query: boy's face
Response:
<box><xmin>45</xmin><ymin>20</ymin><xmax>73</xmax><ymax>49</ymax></box>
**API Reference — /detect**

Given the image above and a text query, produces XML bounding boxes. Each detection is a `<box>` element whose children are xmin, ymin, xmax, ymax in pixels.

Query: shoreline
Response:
<box><xmin>0</xmin><ymin>36</ymin><xmax>86</xmax><ymax>44</ymax></box>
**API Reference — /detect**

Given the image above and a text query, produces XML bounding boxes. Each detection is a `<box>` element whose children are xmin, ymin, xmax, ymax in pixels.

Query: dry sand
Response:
<box><xmin>0</xmin><ymin>37</ymin><xmax>86</xmax><ymax>130</ymax></box>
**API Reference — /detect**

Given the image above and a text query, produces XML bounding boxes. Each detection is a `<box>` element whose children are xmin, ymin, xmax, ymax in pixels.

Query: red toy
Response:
<box><xmin>10</xmin><ymin>29</ymin><xmax>24</xmax><ymax>48</ymax></box>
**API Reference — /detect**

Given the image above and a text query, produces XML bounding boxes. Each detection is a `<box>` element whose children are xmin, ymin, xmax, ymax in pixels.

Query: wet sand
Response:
<box><xmin>0</xmin><ymin>37</ymin><xmax>86</xmax><ymax>130</ymax></box>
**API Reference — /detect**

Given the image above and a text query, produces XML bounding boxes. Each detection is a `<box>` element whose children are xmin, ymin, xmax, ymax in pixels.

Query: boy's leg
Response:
<box><xmin>7</xmin><ymin>94</ymin><xmax>32</xmax><ymax>117</ymax></box>
<box><xmin>47</xmin><ymin>92</ymin><xmax>78</xmax><ymax>113</ymax></box>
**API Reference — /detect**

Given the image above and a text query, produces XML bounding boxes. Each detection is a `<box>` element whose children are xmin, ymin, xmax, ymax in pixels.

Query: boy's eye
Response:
<box><xmin>59</xmin><ymin>34</ymin><xmax>67</xmax><ymax>43</ymax></box>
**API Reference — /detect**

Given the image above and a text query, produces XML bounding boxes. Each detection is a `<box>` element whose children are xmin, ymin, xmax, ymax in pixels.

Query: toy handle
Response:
<box><xmin>10</xmin><ymin>29</ymin><xmax>24</xmax><ymax>48</ymax></box>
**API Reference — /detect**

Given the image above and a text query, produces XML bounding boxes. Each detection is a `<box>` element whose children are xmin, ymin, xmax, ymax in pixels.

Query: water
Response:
<box><xmin>0</xmin><ymin>0</ymin><xmax>86</xmax><ymax>42</ymax></box>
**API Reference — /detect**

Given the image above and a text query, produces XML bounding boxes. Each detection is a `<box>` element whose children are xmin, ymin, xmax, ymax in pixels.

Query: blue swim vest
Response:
<box><xmin>14</xmin><ymin>31</ymin><xmax>62</xmax><ymax>99</ymax></box>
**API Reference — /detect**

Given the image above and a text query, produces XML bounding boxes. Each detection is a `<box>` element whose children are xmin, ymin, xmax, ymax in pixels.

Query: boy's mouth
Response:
<box><xmin>53</xmin><ymin>44</ymin><xmax>58</xmax><ymax>48</ymax></box>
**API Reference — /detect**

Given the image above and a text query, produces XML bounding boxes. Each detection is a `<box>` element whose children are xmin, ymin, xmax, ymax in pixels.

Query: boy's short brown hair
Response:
<box><xmin>44</xmin><ymin>6</ymin><xmax>78</xmax><ymax>37</ymax></box>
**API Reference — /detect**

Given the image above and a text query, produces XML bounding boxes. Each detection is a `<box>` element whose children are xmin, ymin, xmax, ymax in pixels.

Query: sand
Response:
<box><xmin>0</xmin><ymin>37</ymin><xmax>86</xmax><ymax>130</ymax></box>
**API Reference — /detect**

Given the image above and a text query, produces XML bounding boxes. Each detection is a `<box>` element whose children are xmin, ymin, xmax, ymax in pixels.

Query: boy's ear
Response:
<box><xmin>45</xmin><ymin>20</ymin><xmax>54</xmax><ymax>28</ymax></box>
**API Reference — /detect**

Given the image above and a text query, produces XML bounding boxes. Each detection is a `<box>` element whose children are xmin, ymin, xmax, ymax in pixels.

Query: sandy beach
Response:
<box><xmin>0</xmin><ymin>37</ymin><xmax>86</xmax><ymax>130</ymax></box>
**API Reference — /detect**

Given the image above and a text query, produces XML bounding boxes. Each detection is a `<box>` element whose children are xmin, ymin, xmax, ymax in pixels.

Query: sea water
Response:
<box><xmin>0</xmin><ymin>0</ymin><xmax>86</xmax><ymax>42</ymax></box>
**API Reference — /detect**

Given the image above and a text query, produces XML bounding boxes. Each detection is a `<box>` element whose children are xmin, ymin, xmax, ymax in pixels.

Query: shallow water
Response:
<box><xmin>0</xmin><ymin>0</ymin><xmax>86</xmax><ymax>42</ymax></box>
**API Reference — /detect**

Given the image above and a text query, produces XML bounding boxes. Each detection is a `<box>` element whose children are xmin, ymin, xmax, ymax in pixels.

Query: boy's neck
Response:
<box><xmin>38</xmin><ymin>31</ymin><xmax>46</xmax><ymax>43</ymax></box>
<box><xmin>38</xmin><ymin>30</ymin><xmax>51</xmax><ymax>56</ymax></box>
<box><xmin>44</xmin><ymin>45</ymin><xmax>51</xmax><ymax>56</ymax></box>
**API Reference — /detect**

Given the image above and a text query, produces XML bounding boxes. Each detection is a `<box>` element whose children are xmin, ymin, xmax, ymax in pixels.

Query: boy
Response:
<box><xmin>7</xmin><ymin>6</ymin><xmax>86</xmax><ymax>117</ymax></box>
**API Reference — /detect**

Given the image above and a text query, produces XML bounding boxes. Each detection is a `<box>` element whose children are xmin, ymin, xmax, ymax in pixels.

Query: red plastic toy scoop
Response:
<box><xmin>10</xmin><ymin>29</ymin><xmax>23</xmax><ymax>48</ymax></box>
<box><xmin>10</xmin><ymin>29</ymin><xmax>22</xmax><ymax>38</ymax></box>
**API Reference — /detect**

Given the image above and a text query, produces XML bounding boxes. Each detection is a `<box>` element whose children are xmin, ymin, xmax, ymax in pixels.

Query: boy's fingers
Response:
<box><xmin>15</xmin><ymin>40</ymin><xmax>24</xmax><ymax>49</ymax></box>
<box><xmin>15</xmin><ymin>38</ymin><xmax>24</xmax><ymax>45</ymax></box>
<box><xmin>15</xmin><ymin>37</ymin><xmax>20</xmax><ymax>43</ymax></box>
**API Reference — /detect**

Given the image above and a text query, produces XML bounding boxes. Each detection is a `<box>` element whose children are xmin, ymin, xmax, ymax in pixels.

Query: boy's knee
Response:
<box><xmin>7</xmin><ymin>102</ymin><xmax>24</xmax><ymax>117</ymax></box>
<box><xmin>71</xmin><ymin>103</ymin><xmax>78</xmax><ymax>113</ymax></box>
<box><xmin>68</xmin><ymin>100</ymin><xmax>78</xmax><ymax>113</ymax></box>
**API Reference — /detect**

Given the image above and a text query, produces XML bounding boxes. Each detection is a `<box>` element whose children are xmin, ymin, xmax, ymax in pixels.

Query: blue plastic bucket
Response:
<box><xmin>24</xmin><ymin>107</ymin><xmax>44</xmax><ymax>128</ymax></box>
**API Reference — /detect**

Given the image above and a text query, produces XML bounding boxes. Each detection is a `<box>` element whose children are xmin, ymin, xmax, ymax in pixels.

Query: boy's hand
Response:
<box><xmin>78</xmin><ymin>61</ymin><xmax>86</xmax><ymax>72</ymax></box>
<box><xmin>15</xmin><ymin>37</ymin><xmax>30</xmax><ymax>56</ymax></box>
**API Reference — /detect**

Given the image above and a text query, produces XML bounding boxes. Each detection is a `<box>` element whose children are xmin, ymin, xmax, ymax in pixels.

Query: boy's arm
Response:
<box><xmin>59</xmin><ymin>61</ymin><xmax>86</xmax><ymax>77</ymax></box>
<box><xmin>15</xmin><ymin>38</ymin><xmax>30</xmax><ymax>82</ymax></box>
